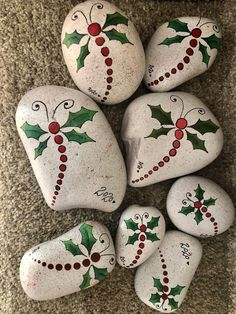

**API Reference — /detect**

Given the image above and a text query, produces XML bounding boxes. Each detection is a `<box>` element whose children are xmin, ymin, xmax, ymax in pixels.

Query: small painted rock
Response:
<box><xmin>20</xmin><ymin>221</ymin><xmax>115</xmax><ymax>300</ymax></box>
<box><xmin>15</xmin><ymin>86</ymin><xmax>127</xmax><ymax>211</ymax></box>
<box><xmin>145</xmin><ymin>17</ymin><xmax>221</xmax><ymax>91</ymax></box>
<box><xmin>135</xmin><ymin>231</ymin><xmax>202</xmax><ymax>313</ymax></box>
<box><xmin>121</xmin><ymin>92</ymin><xmax>223</xmax><ymax>187</ymax></box>
<box><xmin>61</xmin><ymin>0</ymin><xmax>145</xmax><ymax>105</ymax></box>
<box><xmin>167</xmin><ymin>176</ymin><xmax>235</xmax><ymax>237</ymax></box>
<box><xmin>116</xmin><ymin>205</ymin><xmax>165</xmax><ymax>268</ymax></box>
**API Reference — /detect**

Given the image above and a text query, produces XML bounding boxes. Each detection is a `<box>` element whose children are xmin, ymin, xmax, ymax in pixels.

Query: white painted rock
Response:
<box><xmin>121</xmin><ymin>92</ymin><xmax>223</xmax><ymax>187</ymax></box>
<box><xmin>135</xmin><ymin>231</ymin><xmax>202</xmax><ymax>313</ymax></box>
<box><xmin>20</xmin><ymin>221</ymin><xmax>115</xmax><ymax>300</ymax></box>
<box><xmin>167</xmin><ymin>176</ymin><xmax>235</xmax><ymax>237</ymax></box>
<box><xmin>116</xmin><ymin>205</ymin><xmax>165</xmax><ymax>268</ymax></box>
<box><xmin>15</xmin><ymin>86</ymin><xmax>127</xmax><ymax>211</ymax></box>
<box><xmin>145</xmin><ymin>17</ymin><xmax>221</xmax><ymax>91</ymax></box>
<box><xmin>61</xmin><ymin>0</ymin><xmax>145</xmax><ymax>105</ymax></box>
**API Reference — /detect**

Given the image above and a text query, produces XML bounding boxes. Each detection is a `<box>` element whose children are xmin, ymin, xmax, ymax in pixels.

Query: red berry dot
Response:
<box><xmin>140</xmin><ymin>235</ymin><xmax>146</xmax><ymax>241</ymax></box>
<box><xmin>107</xmin><ymin>77</ymin><xmax>113</xmax><ymax>83</ymax></box>
<box><xmin>171</xmin><ymin>68</ymin><xmax>177</xmax><ymax>74</ymax></box>
<box><xmin>107</xmin><ymin>69</ymin><xmax>113</xmax><ymax>75</ymax></box>
<box><xmin>158</xmin><ymin>161</ymin><xmax>164</xmax><ymax>167</ymax></box>
<box><xmin>173</xmin><ymin>140</ymin><xmax>180</xmax><ymax>149</ymax></box>
<box><xmin>105</xmin><ymin>58</ymin><xmax>112</xmax><ymax>66</ymax></box>
<box><xmin>54</xmin><ymin>135</ymin><xmax>63</xmax><ymax>144</ymax></box>
<box><xmin>58</xmin><ymin>145</ymin><xmax>66</xmax><ymax>153</ymax></box>
<box><xmin>163</xmin><ymin>286</ymin><xmax>169</xmax><ymax>293</ymax></box>
<box><xmin>163</xmin><ymin>271</ymin><xmax>168</xmax><ymax>276</ymax></box>
<box><xmin>154</xmin><ymin>80</ymin><xmax>158</xmax><ymax>85</ymax></box>
<box><xmin>58</xmin><ymin>173</ymin><xmax>64</xmax><ymax>179</ymax></box>
<box><xmin>214</xmin><ymin>222</ymin><xmax>218</xmax><ymax>226</ymax></box>
<box><xmin>159</xmin><ymin>76</ymin><xmax>164</xmax><ymax>81</ymax></box>
<box><xmin>162</xmin><ymin>264</ymin><xmax>167</xmax><ymax>269</ymax></box>
<box><xmin>191</xmin><ymin>28</ymin><xmax>202</xmax><ymax>38</ymax></box>
<box><xmin>161</xmin><ymin>259</ymin><xmax>165</xmax><ymax>263</ymax></box>
<box><xmin>55</xmin><ymin>185</ymin><xmax>60</xmax><ymax>191</ymax></box>
<box><xmin>206</xmin><ymin>212</ymin><xmax>211</xmax><ymax>218</ymax></box>
<box><xmin>59</xmin><ymin>164</ymin><xmax>66</xmax><ymax>172</ymax></box>
<box><xmin>74</xmin><ymin>262</ymin><xmax>81</xmax><ymax>270</ymax></box>
<box><xmin>139</xmin><ymin>243</ymin><xmax>145</xmax><ymax>249</ymax></box>
<box><xmin>169</xmin><ymin>149</ymin><xmax>177</xmax><ymax>157</ymax></box>
<box><xmin>105</xmin><ymin>91</ymin><xmax>109</xmax><ymax>96</ymax></box>
<box><xmin>133</xmin><ymin>260</ymin><xmax>137</xmax><ymax>264</ymax></box>
<box><xmin>162</xmin><ymin>293</ymin><xmax>168</xmax><ymax>300</ymax></box>
<box><xmin>177</xmin><ymin>63</ymin><xmax>184</xmax><ymax>70</ymax></box>
<box><xmin>140</xmin><ymin>177</ymin><xmax>144</xmax><ymax>181</ymax></box>
<box><xmin>137</xmin><ymin>249</ymin><xmax>142</xmax><ymax>255</ymax></box>
<box><xmin>48</xmin><ymin>264</ymin><xmax>54</xmax><ymax>270</ymax></box>
<box><xmin>64</xmin><ymin>263</ymin><xmax>71</xmax><ymax>270</ymax></box>
<box><xmin>148</xmin><ymin>170</ymin><xmax>153</xmax><ymax>175</ymax></box>
<box><xmin>163</xmin><ymin>156</ymin><xmax>170</xmax><ymax>162</ymax></box>
<box><xmin>194</xmin><ymin>201</ymin><xmax>202</xmax><ymax>209</ymax></box>
<box><xmin>82</xmin><ymin>259</ymin><xmax>90</xmax><ymax>267</ymax></box>
<box><xmin>107</xmin><ymin>85</ymin><xmax>112</xmax><ymax>90</ymax></box>
<box><xmin>201</xmin><ymin>207</ymin><xmax>207</xmax><ymax>213</ymax></box>
<box><xmin>135</xmin><ymin>255</ymin><xmax>140</xmax><ymax>259</ymax></box>
<box><xmin>53</xmin><ymin>196</ymin><xmax>56</xmax><ymax>200</ymax></box>
<box><xmin>57</xmin><ymin>180</ymin><xmax>62</xmax><ymax>185</ymax></box>
<box><xmin>49</xmin><ymin>122</ymin><xmax>60</xmax><ymax>134</ymax></box>
<box><xmin>184</xmin><ymin>56</ymin><xmax>190</xmax><ymax>64</ymax></box>
<box><xmin>190</xmin><ymin>39</ymin><xmax>198</xmax><ymax>47</ymax></box>
<box><xmin>165</xmin><ymin>72</ymin><xmax>170</xmax><ymax>78</ymax></box>
<box><xmin>153</xmin><ymin>166</ymin><xmax>159</xmax><ymax>171</ymax></box>
<box><xmin>101</xmin><ymin>47</ymin><xmax>109</xmax><ymax>56</ymax></box>
<box><xmin>60</xmin><ymin>155</ymin><xmax>67</xmax><ymax>162</ymax></box>
<box><xmin>54</xmin><ymin>191</ymin><xmax>58</xmax><ymax>195</ymax></box>
<box><xmin>210</xmin><ymin>217</ymin><xmax>215</xmax><ymax>222</ymax></box>
<box><xmin>176</xmin><ymin>118</ymin><xmax>188</xmax><ymax>129</ymax></box>
<box><xmin>175</xmin><ymin>129</ymin><xmax>184</xmax><ymax>140</ymax></box>
<box><xmin>186</xmin><ymin>48</ymin><xmax>194</xmax><ymax>56</ymax></box>
<box><xmin>163</xmin><ymin>277</ymin><xmax>169</xmax><ymax>284</ymax></box>
<box><xmin>88</xmin><ymin>23</ymin><xmax>101</xmax><ymax>36</ymax></box>
<box><xmin>42</xmin><ymin>262</ymin><xmax>46</xmax><ymax>267</ymax></box>
<box><xmin>95</xmin><ymin>37</ymin><xmax>105</xmax><ymax>46</ymax></box>
<box><xmin>56</xmin><ymin>264</ymin><xmax>63</xmax><ymax>271</ymax></box>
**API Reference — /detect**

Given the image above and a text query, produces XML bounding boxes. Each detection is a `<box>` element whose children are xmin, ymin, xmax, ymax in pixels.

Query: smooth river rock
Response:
<box><xmin>167</xmin><ymin>176</ymin><xmax>235</xmax><ymax>237</ymax></box>
<box><xmin>20</xmin><ymin>221</ymin><xmax>115</xmax><ymax>300</ymax></box>
<box><xmin>116</xmin><ymin>205</ymin><xmax>165</xmax><ymax>268</ymax></box>
<box><xmin>135</xmin><ymin>231</ymin><xmax>202</xmax><ymax>313</ymax></box>
<box><xmin>144</xmin><ymin>17</ymin><xmax>221</xmax><ymax>92</ymax></box>
<box><xmin>62</xmin><ymin>0</ymin><xmax>145</xmax><ymax>105</ymax></box>
<box><xmin>15</xmin><ymin>86</ymin><xmax>127</xmax><ymax>211</ymax></box>
<box><xmin>121</xmin><ymin>92</ymin><xmax>223</xmax><ymax>187</ymax></box>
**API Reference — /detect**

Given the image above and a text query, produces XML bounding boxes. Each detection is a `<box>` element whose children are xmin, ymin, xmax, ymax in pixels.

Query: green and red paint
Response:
<box><xmin>179</xmin><ymin>184</ymin><xmax>218</xmax><ymax>234</ymax></box>
<box><xmin>63</xmin><ymin>5</ymin><xmax>133</xmax><ymax>103</ymax></box>
<box><xmin>148</xmin><ymin>18</ymin><xmax>221</xmax><ymax>87</ymax></box>
<box><xmin>131</xmin><ymin>95</ymin><xmax>219</xmax><ymax>184</ymax></box>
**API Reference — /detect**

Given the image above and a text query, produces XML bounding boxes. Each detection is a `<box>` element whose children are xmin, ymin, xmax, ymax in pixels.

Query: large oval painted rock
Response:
<box><xmin>121</xmin><ymin>92</ymin><xmax>223</xmax><ymax>187</ymax></box>
<box><xmin>135</xmin><ymin>231</ymin><xmax>202</xmax><ymax>313</ymax></box>
<box><xmin>167</xmin><ymin>176</ymin><xmax>235</xmax><ymax>237</ymax></box>
<box><xmin>116</xmin><ymin>205</ymin><xmax>165</xmax><ymax>268</ymax></box>
<box><xmin>20</xmin><ymin>221</ymin><xmax>115</xmax><ymax>300</ymax></box>
<box><xmin>145</xmin><ymin>17</ymin><xmax>221</xmax><ymax>91</ymax></box>
<box><xmin>15</xmin><ymin>86</ymin><xmax>127</xmax><ymax>211</ymax></box>
<box><xmin>61</xmin><ymin>0</ymin><xmax>145</xmax><ymax>105</ymax></box>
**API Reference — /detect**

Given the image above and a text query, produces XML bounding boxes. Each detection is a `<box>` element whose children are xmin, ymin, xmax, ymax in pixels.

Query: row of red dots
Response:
<box><xmin>200</xmin><ymin>206</ymin><xmax>218</xmax><ymax>235</ymax></box>
<box><xmin>158</xmin><ymin>249</ymin><xmax>170</xmax><ymax>301</ymax></box>
<box><xmin>127</xmin><ymin>233</ymin><xmax>146</xmax><ymax>267</ymax></box>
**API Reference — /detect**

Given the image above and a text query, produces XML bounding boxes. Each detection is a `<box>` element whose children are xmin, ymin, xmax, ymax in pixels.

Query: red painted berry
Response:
<box><xmin>105</xmin><ymin>58</ymin><xmax>112</xmax><ymax>66</ymax></box>
<box><xmin>60</xmin><ymin>155</ymin><xmax>67</xmax><ymax>162</ymax></box>
<box><xmin>162</xmin><ymin>293</ymin><xmax>168</xmax><ymax>300</ymax></box>
<box><xmin>49</xmin><ymin>122</ymin><xmax>60</xmax><ymax>134</ymax></box>
<box><xmin>177</xmin><ymin>63</ymin><xmax>184</xmax><ymax>70</ymax></box>
<box><xmin>59</xmin><ymin>164</ymin><xmax>66</xmax><ymax>172</ymax></box>
<box><xmin>183</xmin><ymin>56</ymin><xmax>190</xmax><ymax>64</ymax></box>
<box><xmin>54</xmin><ymin>135</ymin><xmax>63</xmax><ymax>144</ymax></box>
<box><xmin>57</xmin><ymin>180</ymin><xmax>62</xmax><ymax>185</ymax></box>
<box><xmin>95</xmin><ymin>36</ymin><xmax>105</xmax><ymax>46</ymax></box>
<box><xmin>173</xmin><ymin>140</ymin><xmax>180</xmax><ymax>149</ymax></box>
<box><xmin>82</xmin><ymin>259</ymin><xmax>90</xmax><ymax>267</ymax></box>
<box><xmin>210</xmin><ymin>217</ymin><xmax>215</xmax><ymax>222</ymax></box>
<box><xmin>107</xmin><ymin>69</ymin><xmax>113</xmax><ymax>75</ymax></box>
<box><xmin>58</xmin><ymin>145</ymin><xmax>66</xmax><ymax>153</ymax></box>
<box><xmin>186</xmin><ymin>48</ymin><xmax>194</xmax><ymax>56</ymax></box>
<box><xmin>140</xmin><ymin>224</ymin><xmax>147</xmax><ymax>232</ymax></box>
<box><xmin>165</xmin><ymin>72</ymin><xmax>170</xmax><ymax>78</ymax></box>
<box><xmin>101</xmin><ymin>47</ymin><xmax>109</xmax><ymax>56</ymax></box>
<box><xmin>88</xmin><ymin>23</ymin><xmax>101</xmax><ymax>36</ymax></box>
<box><xmin>163</xmin><ymin>286</ymin><xmax>169</xmax><ymax>293</ymax></box>
<box><xmin>158</xmin><ymin>161</ymin><xmax>164</xmax><ymax>167</ymax></box>
<box><xmin>107</xmin><ymin>77</ymin><xmax>113</xmax><ymax>83</ymax></box>
<box><xmin>139</xmin><ymin>243</ymin><xmax>145</xmax><ymax>249</ymax></box>
<box><xmin>175</xmin><ymin>129</ymin><xmax>184</xmax><ymax>140</ymax></box>
<box><xmin>163</xmin><ymin>156</ymin><xmax>170</xmax><ymax>162</ymax></box>
<box><xmin>58</xmin><ymin>173</ymin><xmax>64</xmax><ymax>179</ymax></box>
<box><xmin>206</xmin><ymin>212</ymin><xmax>211</xmax><ymax>218</ymax></box>
<box><xmin>191</xmin><ymin>28</ymin><xmax>202</xmax><ymax>38</ymax></box>
<box><xmin>159</xmin><ymin>76</ymin><xmax>164</xmax><ymax>81</ymax></box>
<box><xmin>140</xmin><ymin>235</ymin><xmax>146</xmax><ymax>241</ymax></box>
<box><xmin>176</xmin><ymin>118</ymin><xmax>188</xmax><ymax>129</ymax></box>
<box><xmin>190</xmin><ymin>39</ymin><xmax>198</xmax><ymax>47</ymax></box>
<box><xmin>148</xmin><ymin>170</ymin><xmax>153</xmax><ymax>175</ymax></box>
<box><xmin>169</xmin><ymin>149</ymin><xmax>177</xmax><ymax>157</ymax></box>
<box><xmin>154</xmin><ymin>80</ymin><xmax>158</xmax><ymax>85</ymax></box>
<box><xmin>137</xmin><ymin>249</ymin><xmax>142</xmax><ymax>255</ymax></box>
<box><xmin>171</xmin><ymin>68</ymin><xmax>177</xmax><ymax>74</ymax></box>
<box><xmin>91</xmin><ymin>252</ymin><xmax>101</xmax><ymax>262</ymax></box>
<box><xmin>194</xmin><ymin>201</ymin><xmax>202</xmax><ymax>209</ymax></box>
<box><xmin>153</xmin><ymin>166</ymin><xmax>159</xmax><ymax>171</ymax></box>
<box><xmin>201</xmin><ymin>207</ymin><xmax>207</xmax><ymax>213</ymax></box>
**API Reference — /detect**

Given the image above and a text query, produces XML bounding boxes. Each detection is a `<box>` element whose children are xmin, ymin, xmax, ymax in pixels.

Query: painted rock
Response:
<box><xmin>20</xmin><ymin>221</ymin><xmax>115</xmax><ymax>300</ymax></box>
<box><xmin>15</xmin><ymin>86</ymin><xmax>127</xmax><ymax>211</ymax></box>
<box><xmin>116</xmin><ymin>205</ymin><xmax>165</xmax><ymax>268</ymax></box>
<box><xmin>145</xmin><ymin>17</ymin><xmax>221</xmax><ymax>91</ymax></box>
<box><xmin>167</xmin><ymin>176</ymin><xmax>235</xmax><ymax>237</ymax></box>
<box><xmin>121</xmin><ymin>92</ymin><xmax>223</xmax><ymax>187</ymax></box>
<box><xmin>61</xmin><ymin>0</ymin><xmax>145</xmax><ymax>105</ymax></box>
<box><xmin>135</xmin><ymin>231</ymin><xmax>202</xmax><ymax>313</ymax></box>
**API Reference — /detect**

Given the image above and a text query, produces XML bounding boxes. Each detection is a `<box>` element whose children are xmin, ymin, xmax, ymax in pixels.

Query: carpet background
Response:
<box><xmin>0</xmin><ymin>0</ymin><xmax>235</xmax><ymax>313</ymax></box>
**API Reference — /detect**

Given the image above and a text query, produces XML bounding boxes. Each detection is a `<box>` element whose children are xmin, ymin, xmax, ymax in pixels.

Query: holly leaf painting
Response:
<box><xmin>199</xmin><ymin>42</ymin><xmax>210</xmax><ymax>66</ymax></box>
<box><xmin>76</xmin><ymin>42</ymin><xmax>90</xmax><ymax>71</ymax></box>
<box><xmin>194</xmin><ymin>184</ymin><xmax>205</xmax><ymax>201</ymax></box>
<box><xmin>146</xmin><ymin>127</ymin><xmax>174</xmax><ymax>140</ymax></box>
<box><xmin>80</xmin><ymin>270</ymin><xmax>92</xmax><ymax>290</ymax></box>
<box><xmin>34</xmin><ymin>137</ymin><xmax>50</xmax><ymax>159</ymax></box>
<box><xmin>190</xmin><ymin>119</ymin><xmax>219</xmax><ymax>135</ymax></box>
<box><xmin>186</xmin><ymin>130</ymin><xmax>208</xmax><ymax>153</ymax></box>
<box><xmin>126</xmin><ymin>233</ymin><xmax>139</xmax><ymax>245</ymax></box>
<box><xmin>103</xmin><ymin>12</ymin><xmax>128</xmax><ymax>29</ymax></box>
<box><xmin>194</xmin><ymin>209</ymin><xmax>203</xmax><ymax>225</ymax></box>
<box><xmin>79</xmin><ymin>223</ymin><xmax>96</xmax><ymax>255</ymax></box>
<box><xmin>62</xmin><ymin>107</ymin><xmax>97</xmax><ymax>129</ymax></box>
<box><xmin>179</xmin><ymin>206</ymin><xmax>195</xmax><ymax>216</ymax></box>
<box><xmin>21</xmin><ymin>122</ymin><xmax>47</xmax><ymax>140</ymax></box>
<box><xmin>168</xmin><ymin>19</ymin><xmax>190</xmax><ymax>33</ymax></box>
<box><xmin>149</xmin><ymin>293</ymin><xmax>161</xmax><ymax>305</ymax></box>
<box><xmin>203</xmin><ymin>197</ymin><xmax>217</xmax><ymax>207</ymax></box>
<box><xmin>202</xmin><ymin>34</ymin><xmax>221</xmax><ymax>50</ymax></box>
<box><xmin>148</xmin><ymin>105</ymin><xmax>174</xmax><ymax>126</ymax></box>
<box><xmin>147</xmin><ymin>216</ymin><xmax>160</xmax><ymax>230</ymax></box>
<box><xmin>153</xmin><ymin>278</ymin><xmax>163</xmax><ymax>292</ymax></box>
<box><xmin>93</xmin><ymin>266</ymin><xmax>109</xmax><ymax>281</ymax></box>
<box><xmin>146</xmin><ymin>232</ymin><xmax>159</xmax><ymax>242</ymax></box>
<box><xmin>103</xmin><ymin>28</ymin><xmax>133</xmax><ymax>45</ymax></box>
<box><xmin>63</xmin><ymin>130</ymin><xmax>95</xmax><ymax>144</ymax></box>
<box><xmin>169</xmin><ymin>284</ymin><xmax>185</xmax><ymax>297</ymax></box>
<box><xmin>168</xmin><ymin>298</ymin><xmax>179</xmax><ymax>310</ymax></box>
<box><xmin>159</xmin><ymin>35</ymin><xmax>188</xmax><ymax>46</ymax></box>
<box><xmin>63</xmin><ymin>31</ymin><xmax>86</xmax><ymax>48</ymax></box>
<box><xmin>124</xmin><ymin>218</ymin><xmax>139</xmax><ymax>231</ymax></box>
<box><xmin>62</xmin><ymin>239</ymin><xmax>84</xmax><ymax>256</ymax></box>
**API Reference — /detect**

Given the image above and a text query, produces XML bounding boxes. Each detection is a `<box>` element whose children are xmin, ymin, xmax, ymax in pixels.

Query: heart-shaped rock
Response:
<box><xmin>121</xmin><ymin>92</ymin><xmax>223</xmax><ymax>187</ymax></box>
<box><xmin>20</xmin><ymin>221</ymin><xmax>115</xmax><ymax>300</ymax></box>
<box><xmin>61</xmin><ymin>0</ymin><xmax>145</xmax><ymax>105</ymax></box>
<box><xmin>16</xmin><ymin>86</ymin><xmax>127</xmax><ymax>211</ymax></box>
<box><xmin>116</xmin><ymin>205</ymin><xmax>165</xmax><ymax>268</ymax></box>
<box><xmin>144</xmin><ymin>17</ymin><xmax>221</xmax><ymax>91</ymax></box>
<box><xmin>167</xmin><ymin>176</ymin><xmax>235</xmax><ymax>237</ymax></box>
<box><xmin>135</xmin><ymin>231</ymin><xmax>202</xmax><ymax>313</ymax></box>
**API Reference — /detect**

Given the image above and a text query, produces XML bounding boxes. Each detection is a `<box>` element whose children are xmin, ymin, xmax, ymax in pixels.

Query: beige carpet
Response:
<box><xmin>0</xmin><ymin>0</ymin><xmax>236</xmax><ymax>313</ymax></box>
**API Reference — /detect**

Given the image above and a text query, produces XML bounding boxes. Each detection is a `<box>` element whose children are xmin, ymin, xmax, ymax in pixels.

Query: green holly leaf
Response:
<box><xmin>153</xmin><ymin>278</ymin><xmax>163</xmax><ymax>293</ymax></box>
<box><xmin>194</xmin><ymin>184</ymin><xmax>205</xmax><ymax>201</ymax></box>
<box><xmin>93</xmin><ymin>266</ymin><xmax>109</xmax><ymax>281</ymax></box>
<box><xmin>103</xmin><ymin>12</ymin><xmax>128</xmax><ymax>29</ymax></box>
<box><xmin>202</xmin><ymin>34</ymin><xmax>221</xmax><ymax>50</ymax></box>
<box><xmin>168</xmin><ymin>19</ymin><xmax>190</xmax><ymax>33</ymax></box>
<box><xmin>146</xmin><ymin>127</ymin><xmax>174</xmax><ymax>139</ymax></box>
<box><xmin>148</xmin><ymin>105</ymin><xmax>174</xmax><ymax>126</ymax></box>
<box><xmin>190</xmin><ymin>119</ymin><xmax>219</xmax><ymax>135</ymax></box>
<box><xmin>186</xmin><ymin>130</ymin><xmax>208</xmax><ymax>153</ymax></box>
<box><xmin>103</xmin><ymin>28</ymin><xmax>133</xmax><ymax>45</ymax></box>
<box><xmin>149</xmin><ymin>293</ymin><xmax>161</xmax><ymax>305</ymax></box>
<box><xmin>80</xmin><ymin>270</ymin><xmax>92</xmax><ymax>290</ymax></box>
<box><xmin>63</xmin><ymin>31</ymin><xmax>86</xmax><ymax>48</ymax></box>
<box><xmin>126</xmin><ymin>233</ymin><xmax>139</xmax><ymax>245</ymax></box>
<box><xmin>34</xmin><ymin>137</ymin><xmax>50</xmax><ymax>159</ymax></box>
<box><xmin>21</xmin><ymin>121</ymin><xmax>47</xmax><ymax>140</ymax></box>
<box><xmin>124</xmin><ymin>218</ymin><xmax>139</xmax><ymax>231</ymax></box>
<box><xmin>147</xmin><ymin>216</ymin><xmax>160</xmax><ymax>230</ymax></box>
<box><xmin>146</xmin><ymin>232</ymin><xmax>159</xmax><ymax>242</ymax></box>
<box><xmin>194</xmin><ymin>209</ymin><xmax>203</xmax><ymax>225</ymax></box>
<box><xmin>159</xmin><ymin>35</ymin><xmax>188</xmax><ymax>46</ymax></box>
<box><xmin>168</xmin><ymin>298</ymin><xmax>179</xmax><ymax>310</ymax></box>
<box><xmin>179</xmin><ymin>206</ymin><xmax>195</xmax><ymax>216</ymax></box>
<box><xmin>63</xmin><ymin>130</ymin><xmax>95</xmax><ymax>144</ymax></box>
<box><xmin>169</xmin><ymin>284</ymin><xmax>185</xmax><ymax>297</ymax></box>
<box><xmin>62</xmin><ymin>239</ymin><xmax>84</xmax><ymax>256</ymax></box>
<box><xmin>76</xmin><ymin>42</ymin><xmax>90</xmax><ymax>71</ymax></box>
<box><xmin>199</xmin><ymin>42</ymin><xmax>210</xmax><ymax>66</ymax></box>
<box><xmin>79</xmin><ymin>223</ymin><xmax>96</xmax><ymax>254</ymax></box>
<box><xmin>203</xmin><ymin>197</ymin><xmax>217</xmax><ymax>207</ymax></box>
<box><xmin>62</xmin><ymin>107</ymin><xmax>97</xmax><ymax>129</ymax></box>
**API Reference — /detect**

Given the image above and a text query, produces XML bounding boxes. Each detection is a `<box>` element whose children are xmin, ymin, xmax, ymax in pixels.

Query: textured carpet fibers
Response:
<box><xmin>0</xmin><ymin>0</ymin><xmax>235</xmax><ymax>313</ymax></box>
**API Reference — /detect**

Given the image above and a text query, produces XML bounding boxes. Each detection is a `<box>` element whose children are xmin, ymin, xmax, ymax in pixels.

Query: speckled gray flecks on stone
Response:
<box><xmin>0</xmin><ymin>0</ymin><xmax>236</xmax><ymax>314</ymax></box>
